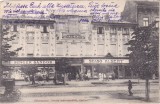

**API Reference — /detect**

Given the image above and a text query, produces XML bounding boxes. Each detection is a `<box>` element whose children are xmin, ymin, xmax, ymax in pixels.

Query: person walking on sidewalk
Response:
<box><xmin>128</xmin><ymin>80</ymin><xmax>133</xmax><ymax>96</ymax></box>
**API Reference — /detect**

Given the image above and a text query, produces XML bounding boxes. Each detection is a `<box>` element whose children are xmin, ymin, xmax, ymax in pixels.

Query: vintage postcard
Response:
<box><xmin>0</xmin><ymin>0</ymin><xmax>159</xmax><ymax>104</ymax></box>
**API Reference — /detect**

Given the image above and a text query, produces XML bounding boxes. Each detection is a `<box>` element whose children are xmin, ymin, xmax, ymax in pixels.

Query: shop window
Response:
<box><xmin>13</xmin><ymin>25</ymin><xmax>17</xmax><ymax>32</ymax></box>
<box><xmin>97</xmin><ymin>27</ymin><xmax>104</xmax><ymax>34</ymax></box>
<box><xmin>155</xmin><ymin>17</ymin><xmax>159</xmax><ymax>28</ymax></box>
<box><xmin>143</xmin><ymin>17</ymin><xmax>149</xmax><ymax>27</ymax></box>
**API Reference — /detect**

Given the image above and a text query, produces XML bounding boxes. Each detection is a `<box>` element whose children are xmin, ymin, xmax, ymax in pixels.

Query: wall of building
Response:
<box><xmin>122</xmin><ymin>0</ymin><xmax>159</xmax><ymax>27</ymax></box>
<box><xmin>3</xmin><ymin>16</ymin><xmax>134</xmax><ymax>58</ymax></box>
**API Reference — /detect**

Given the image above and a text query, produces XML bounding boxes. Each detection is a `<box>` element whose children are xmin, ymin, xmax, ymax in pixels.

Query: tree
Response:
<box><xmin>0</xmin><ymin>21</ymin><xmax>22</xmax><ymax>85</ymax></box>
<box><xmin>55</xmin><ymin>58</ymin><xmax>70</xmax><ymax>85</ymax></box>
<box><xmin>126</xmin><ymin>21</ymin><xmax>158</xmax><ymax>101</ymax></box>
<box><xmin>20</xmin><ymin>65</ymin><xmax>39</xmax><ymax>85</ymax></box>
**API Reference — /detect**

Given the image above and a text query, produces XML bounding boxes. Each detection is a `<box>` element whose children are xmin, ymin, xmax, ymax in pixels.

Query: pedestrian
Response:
<box><xmin>128</xmin><ymin>80</ymin><xmax>133</xmax><ymax>96</ymax></box>
<box><xmin>46</xmin><ymin>76</ymin><xmax>49</xmax><ymax>82</ymax></box>
<box><xmin>31</xmin><ymin>75</ymin><xmax>35</xmax><ymax>85</ymax></box>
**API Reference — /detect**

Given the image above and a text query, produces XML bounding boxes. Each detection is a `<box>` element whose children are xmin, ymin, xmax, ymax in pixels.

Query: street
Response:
<box><xmin>1</xmin><ymin>79</ymin><xmax>158</xmax><ymax>104</ymax></box>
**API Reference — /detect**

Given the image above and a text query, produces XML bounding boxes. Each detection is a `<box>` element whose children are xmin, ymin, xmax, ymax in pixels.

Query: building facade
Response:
<box><xmin>2</xmin><ymin>15</ymin><xmax>136</xmax><ymax>80</ymax></box>
<box><xmin>122</xmin><ymin>0</ymin><xmax>159</xmax><ymax>27</ymax></box>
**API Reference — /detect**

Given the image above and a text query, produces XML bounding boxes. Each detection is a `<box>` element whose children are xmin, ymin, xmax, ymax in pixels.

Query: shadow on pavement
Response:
<box><xmin>109</xmin><ymin>92</ymin><xmax>146</xmax><ymax>102</ymax></box>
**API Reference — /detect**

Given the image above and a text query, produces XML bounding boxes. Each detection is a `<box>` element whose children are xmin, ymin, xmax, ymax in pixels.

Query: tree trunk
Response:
<box><xmin>145</xmin><ymin>79</ymin><xmax>150</xmax><ymax>101</ymax></box>
<box><xmin>0</xmin><ymin>19</ymin><xmax>2</xmax><ymax>87</ymax></box>
<box><xmin>0</xmin><ymin>70</ymin><xmax>2</xmax><ymax>87</ymax></box>
<box><xmin>54</xmin><ymin>71</ymin><xmax>57</xmax><ymax>85</ymax></box>
<box><xmin>32</xmin><ymin>74</ymin><xmax>35</xmax><ymax>85</ymax></box>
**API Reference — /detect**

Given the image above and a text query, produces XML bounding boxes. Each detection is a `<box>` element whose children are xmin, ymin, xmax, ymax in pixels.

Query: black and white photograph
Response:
<box><xmin>0</xmin><ymin>0</ymin><xmax>159</xmax><ymax>104</ymax></box>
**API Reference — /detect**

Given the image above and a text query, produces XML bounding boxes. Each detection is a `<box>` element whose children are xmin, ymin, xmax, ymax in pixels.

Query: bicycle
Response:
<box><xmin>1</xmin><ymin>88</ymin><xmax>21</xmax><ymax>102</ymax></box>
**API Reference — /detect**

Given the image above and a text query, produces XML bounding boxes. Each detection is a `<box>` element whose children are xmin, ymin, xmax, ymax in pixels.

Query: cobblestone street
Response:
<box><xmin>0</xmin><ymin>79</ymin><xmax>158</xmax><ymax>104</ymax></box>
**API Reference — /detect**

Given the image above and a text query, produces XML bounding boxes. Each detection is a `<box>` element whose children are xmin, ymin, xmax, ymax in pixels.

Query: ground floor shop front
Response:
<box><xmin>3</xmin><ymin>57</ymin><xmax>133</xmax><ymax>81</ymax></box>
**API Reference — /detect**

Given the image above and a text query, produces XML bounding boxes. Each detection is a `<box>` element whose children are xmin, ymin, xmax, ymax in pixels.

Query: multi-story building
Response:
<box><xmin>122</xmin><ymin>0</ymin><xmax>159</xmax><ymax>27</ymax></box>
<box><xmin>2</xmin><ymin>15</ymin><xmax>136</xmax><ymax>80</ymax></box>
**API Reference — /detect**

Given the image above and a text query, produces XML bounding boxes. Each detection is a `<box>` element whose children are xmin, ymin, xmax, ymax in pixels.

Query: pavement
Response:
<box><xmin>0</xmin><ymin>79</ymin><xmax>159</xmax><ymax>104</ymax></box>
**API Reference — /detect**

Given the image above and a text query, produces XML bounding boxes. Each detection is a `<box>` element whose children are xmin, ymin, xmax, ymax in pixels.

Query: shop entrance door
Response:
<box><xmin>68</xmin><ymin>66</ymin><xmax>81</xmax><ymax>80</ymax></box>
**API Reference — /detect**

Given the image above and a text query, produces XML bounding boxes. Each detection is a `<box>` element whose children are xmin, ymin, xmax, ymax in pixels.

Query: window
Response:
<box><xmin>97</xmin><ymin>45</ymin><xmax>104</xmax><ymax>56</ymax></box>
<box><xmin>69</xmin><ymin>44</ymin><xmax>78</xmax><ymax>56</ymax></box>
<box><xmin>155</xmin><ymin>17</ymin><xmax>159</xmax><ymax>28</ymax></box>
<box><xmin>123</xmin><ymin>45</ymin><xmax>129</xmax><ymax>56</ymax></box>
<box><xmin>110</xmin><ymin>35</ymin><xmax>117</xmax><ymax>43</ymax></box>
<box><xmin>110</xmin><ymin>44</ymin><xmax>116</xmax><ymax>56</ymax></box>
<box><xmin>56</xmin><ymin>44</ymin><xmax>64</xmax><ymax>56</ymax></box>
<box><xmin>43</xmin><ymin>26</ymin><xmax>48</xmax><ymax>33</ymax></box>
<box><xmin>69</xmin><ymin>20</ymin><xmax>78</xmax><ymax>34</ymax></box>
<box><xmin>81</xmin><ymin>23</ymin><xmax>88</xmax><ymax>30</ymax></box>
<box><xmin>20</xmin><ymin>24</ymin><xmax>25</xmax><ymax>28</ymax></box>
<box><xmin>122</xmin><ymin>28</ymin><xmax>129</xmax><ymax>35</ymax></box>
<box><xmin>41</xmin><ymin>43</ymin><xmax>49</xmax><ymax>56</ymax></box>
<box><xmin>13</xmin><ymin>25</ymin><xmax>17</xmax><ymax>32</ymax></box>
<box><xmin>143</xmin><ymin>17</ymin><xmax>149</xmax><ymax>26</ymax></box>
<box><xmin>26</xmin><ymin>25</ymin><xmax>33</xmax><ymax>31</ymax></box>
<box><xmin>36</xmin><ymin>24</ymin><xmax>40</xmax><ymax>29</ymax></box>
<box><xmin>41</xmin><ymin>34</ymin><xmax>49</xmax><ymax>43</ymax></box>
<box><xmin>122</xmin><ymin>35</ymin><xmax>129</xmax><ymax>43</ymax></box>
<box><xmin>97</xmin><ymin>27</ymin><xmax>104</xmax><ymax>34</ymax></box>
<box><xmin>12</xmin><ymin>34</ymin><xmax>19</xmax><ymax>44</ymax></box>
<box><xmin>50</xmin><ymin>24</ymin><xmax>54</xmax><ymax>29</ymax></box>
<box><xmin>110</xmin><ymin>27</ymin><xmax>117</xmax><ymax>34</ymax></box>
<box><xmin>26</xmin><ymin>43</ymin><xmax>34</xmax><ymax>56</ymax></box>
<box><xmin>26</xmin><ymin>33</ymin><xmax>34</xmax><ymax>43</ymax></box>
<box><xmin>57</xmin><ymin>22</ymin><xmax>66</xmax><ymax>31</ymax></box>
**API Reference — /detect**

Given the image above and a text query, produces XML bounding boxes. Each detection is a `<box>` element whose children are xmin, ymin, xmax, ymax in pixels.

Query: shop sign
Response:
<box><xmin>84</xmin><ymin>59</ymin><xmax>129</xmax><ymax>64</ymax></box>
<box><xmin>10</xmin><ymin>61</ymin><xmax>55</xmax><ymax>65</ymax></box>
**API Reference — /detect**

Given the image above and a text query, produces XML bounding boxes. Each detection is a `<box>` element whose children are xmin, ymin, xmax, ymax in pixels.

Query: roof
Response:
<box><xmin>92</xmin><ymin>20</ymin><xmax>137</xmax><ymax>25</ymax></box>
<box><xmin>2</xmin><ymin>19</ymin><xmax>55</xmax><ymax>24</ymax></box>
<box><xmin>135</xmin><ymin>0</ymin><xmax>159</xmax><ymax>7</ymax></box>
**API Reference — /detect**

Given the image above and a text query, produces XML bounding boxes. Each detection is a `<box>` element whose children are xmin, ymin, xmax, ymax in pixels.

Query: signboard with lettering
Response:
<box><xmin>83</xmin><ymin>59</ymin><xmax>129</xmax><ymax>64</ymax></box>
<box><xmin>10</xmin><ymin>60</ymin><xmax>55</xmax><ymax>65</ymax></box>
